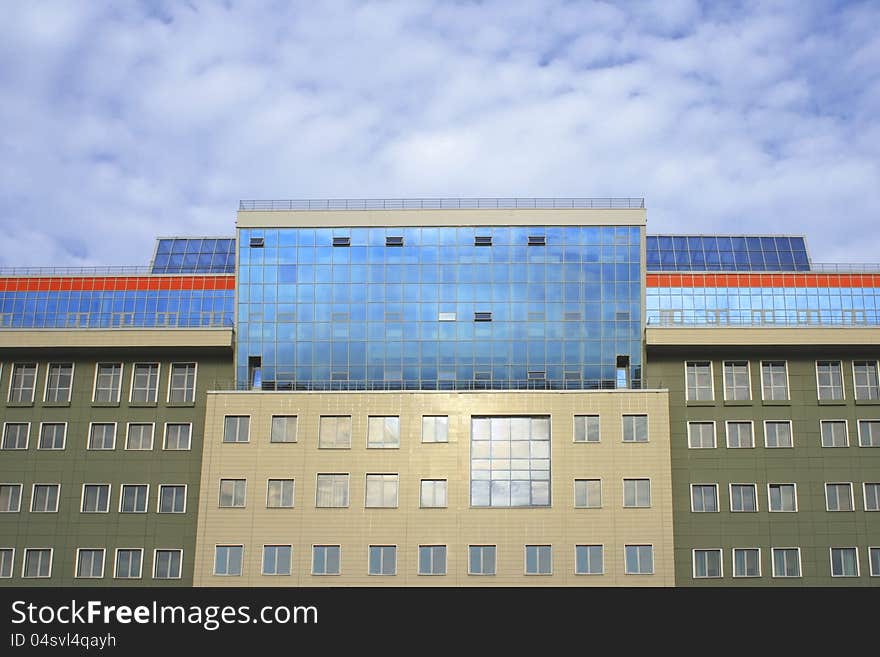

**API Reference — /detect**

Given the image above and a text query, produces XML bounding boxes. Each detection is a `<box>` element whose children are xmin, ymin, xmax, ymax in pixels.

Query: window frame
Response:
<box><xmin>92</xmin><ymin>362</ymin><xmax>123</xmax><ymax>403</ymax></box>
<box><xmin>213</xmin><ymin>544</ymin><xmax>244</xmax><ymax>577</ymax></box>
<box><xmin>771</xmin><ymin>547</ymin><xmax>802</xmax><ymax>578</ymax></box>
<box><xmin>574</xmin><ymin>478</ymin><xmax>602</xmax><ymax>509</ymax></box>
<box><xmin>687</xmin><ymin>421</ymin><xmax>716</xmax><ymax>449</ymax></box>
<box><xmin>763</xmin><ymin>419</ymin><xmax>793</xmax><ymax>448</ymax></box>
<box><xmin>418</xmin><ymin>545</ymin><xmax>447</xmax><ymax>576</ymax></box>
<box><xmin>1</xmin><ymin>421</ymin><xmax>30</xmax><ymax>450</ymax></box>
<box><xmin>523</xmin><ymin>544</ymin><xmax>553</xmax><ymax>576</ymax></box>
<box><xmin>113</xmin><ymin>548</ymin><xmax>144</xmax><ymax>580</ymax></box>
<box><xmin>622</xmin><ymin>414</ymin><xmax>649</xmax><ymax>443</ymax></box>
<box><xmin>624</xmin><ymin>544</ymin><xmax>655</xmax><ymax>575</ymax></box>
<box><xmin>218</xmin><ymin>479</ymin><xmax>246</xmax><ymax>509</ymax></box>
<box><xmin>315</xmin><ymin>473</ymin><xmax>350</xmax><ymax>508</ymax></box>
<box><xmin>162</xmin><ymin>422</ymin><xmax>193</xmax><ymax>450</ymax></box>
<box><xmin>152</xmin><ymin>549</ymin><xmax>183</xmax><ymax>580</ymax></box>
<box><xmin>0</xmin><ymin>548</ymin><xmax>14</xmax><ymax>579</ymax></box>
<box><xmin>573</xmin><ymin>414</ymin><xmax>600</xmax><ymax>443</ymax></box>
<box><xmin>157</xmin><ymin>484</ymin><xmax>187</xmax><ymax>514</ymax></box>
<box><xmin>261</xmin><ymin>544</ymin><xmax>293</xmax><ymax>576</ymax></box>
<box><xmin>684</xmin><ymin>360</ymin><xmax>714</xmax><ymax>402</ymax></box>
<box><xmin>80</xmin><ymin>483</ymin><xmax>111</xmax><ymax>513</ymax></box>
<box><xmin>269</xmin><ymin>415</ymin><xmax>298</xmax><ymax>443</ymax></box>
<box><xmin>129</xmin><ymin>362</ymin><xmax>161</xmax><ymax>404</ymax></box>
<box><xmin>824</xmin><ymin>482</ymin><xmax>855</xmax><ymax>512</ymax></box>
<box><xmin>815</xmin><ymin>360</ymin><xmax>845</xmax><ymax>401</ymax></box>
<box><xmin>222</xmin><ymin>415</ymin><xmax>251</xmax><ymax>444</ymax></box>
<box><xmin>829</xmin><ymin>547</ymin><xmax>860</xmax><ymax>578</ymax></box>
<box><xmin>86</xmin><ymin>421</ymin><xmax>117</xmax><ymax>451</ymax></box>
<box><xmin>468</xmin><ymin>544</ymin><xmax>497</xmax><ymax>576</ymax></box>
<box><xmin>421</xmin><ymin>415</ymin><xmax>449</xmax><ymax>443</ymax></box>
<box><xmin>311</xmin><ymin>544</ymin><xmax>342</xmax><ymax>576</ymax></box>
<box><xmin>732</xmin><ymin>547</ymin><xmax>762</xmax><ymax>578</ymax></box>
<box><xmin>690</xmin><ymin>483</ymin><xmax>720</xmax><ymax>513</ymax></box>
<box><xmin>318</xmin><ymin>415</ymin><xmax>352</xmax><ymax>449</ymax></box>
<box><xmin>266</xmin><ymin>479</ymin><xmax>295</xmax><ymax>509</ymax></box>
<box><xmin>118</xmin><ymin>484</ymin><xmax>149</xmax><ymax>514</ymax></box>
<box><xmin>8</xmin><ymin>362</ymin><xmax>38</xmax><ymax>404</ymax></box>
<box><xmin>728</xmin><ymin>483</ymin><xmax>759</xmax><ymax>512</ymax></box>
<box><xmin>367</xmin><ymin>415</ymin><xmax>401</xmax><ymax>449</ymax></box>
<box><xmin>75</xmin><ymin>548</ymin><xmax>106</xmax><ymax>579</ymax></box>
<box><xmin>365</xmin><ymin>473</ymin><xmax>399</xmax><ymax>509</ymax></box>
<box><xmin>43</xmin><ymin>362</ymin><xmax>75</xmax><ymax>404</ymax></box>
<box><xmin>863</xmin><ymin>482</ymin><xmax>880</xmax><ymax>511</ymax></box>
<box><xmin>858</xmin><ymin>419</ymin><xmax>880</xmax><ymax>447</ymax></box>
<box><xmin>820</xmin><ymin>419</ymin><xmax>849</xmax><ymax>448</ymax></box>
<box><xmin>622</xmin><ymin>478</ymin><xmax>651</xmax><ymax>508</ymax></box>
<box><xmin>166</xmin><ymin>362</ymin><xmax>197</xmax><ymax>404</ymax></box>
<box><xmin>419</xmin><ymin>478</ymin><xmax>448</xmax><ymax>508</ymax></box>
<box><xmin>37</xmin><ymin>421</ymin><xmax>67</xmax><ymax>450</ymax></box>
<box><xmin>725</xmin><ymin>420</ymin><xmax>755</xmax><ymax>449</ymax></box>
<box><xmin>692</xmin><ymin>548</ymin><xmax>723</xmax><ymax>579</ymax></box>
<box><xmin>767</xmin><ymin>483</ymin><xmax>798</xmax><ymax>512</ymax></box>
<box><xmin>574</xmin><ymin>544</ymin><xmax>605</xmax><ymax>576</ymax></box>
<box><xmin>722</xmin><ymin>360</ymin><xmax>752</xmax><ymax>401</ymax></box>
<box><xmin>852</xmin><ymin>359</ymin><xmax>880</xmax><ymax>401</ymax></box>
<box><xmin>0</xmin><ymin>483</ymin><xmax>22</xmax><ymax>513</ymax></box>
<box><xmin>124</xmin><ymin>422</ymin><xmax>155</xmax><ymax>451</ymax></box>
<box><xmin>22</xmin><ymin>548</ymin><xmax>53</xmax><ymax>579</ymax></box>
<box><xmin>870</xmin><ymin>547</ymin><xmax>880</xmax><ymax>577</ymax></box>
<box><xmin>30</xmin><ymin>483</ymin><xmax>60</xmax><ymax>513</ymax></box>
<box><xmin>367</xmin><ymin>545</ymin><xmax>398</xmax><ymax>576</ymax></box>
<box><xmin>760</xmin><ymin>360</ymin><xmax>790</xmax><ymax>401</ymax></box>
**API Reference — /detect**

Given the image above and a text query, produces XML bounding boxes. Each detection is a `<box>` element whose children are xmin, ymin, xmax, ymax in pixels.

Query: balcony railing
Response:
<box><xmin>210</xmin><ymin>378</ymin><xmax>644</xmax><ymax>392</ymax></box>
<box><xmin>239</xmin><ymin>198</ymin><xmax>646</xmax><ymax>211</ymax></box>
<box><xmin>0</xmin><ymin>266</ymin><xmax>155</xmax><ymax>277</ymax></box>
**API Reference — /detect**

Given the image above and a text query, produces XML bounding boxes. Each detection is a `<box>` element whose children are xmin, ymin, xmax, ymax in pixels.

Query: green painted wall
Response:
<box><xmin>0</xmin><ymin>346</ymin><xmax>232</xmax><ymax>586</ymax></box>
<box><xmin>648</xmin><ymin>347</ymin><xmax>880</xmax><ymax>586</ymax></box>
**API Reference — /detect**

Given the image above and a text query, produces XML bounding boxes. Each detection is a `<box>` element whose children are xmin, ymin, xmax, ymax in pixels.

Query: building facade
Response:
<box><xmin>1</xmin><ymin>198</ymin><xmax>877</xmax><ymax>586</ymax></box>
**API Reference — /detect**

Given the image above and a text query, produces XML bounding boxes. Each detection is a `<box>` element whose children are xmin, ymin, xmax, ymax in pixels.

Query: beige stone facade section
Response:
<box><xmin>0</xmin><ymin>328</ymin><xmax>233</xmax><ymax>349</ymax></box>
<box><xmin>646</xmin><ymin>326</ymin><xmax>880</xmax><ymax>347</ymax></box>
<box><xmin>194</xmin><ymin>390</ymin><xmax>673</xmax><ymax>586</ymax></box>
<box><xmin>237</xmin><ymin>208</ymin><xmax>647</xmax><ymax>228</ymax></box>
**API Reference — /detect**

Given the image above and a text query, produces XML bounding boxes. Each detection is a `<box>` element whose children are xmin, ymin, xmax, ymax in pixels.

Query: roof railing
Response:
<box><xmin>0</xmin><ymin>266</ymin><xmax>237</xmax><ymax>277</ymax></box>
<box><xmin>239</xmin><ymin>198</ymin><xmax>646</xmax><ymax>211</ymax></box>
<box><xmin>646</xmin><ymin>262</ymin><xmax>880</xmax><ymax>274</ymax></box>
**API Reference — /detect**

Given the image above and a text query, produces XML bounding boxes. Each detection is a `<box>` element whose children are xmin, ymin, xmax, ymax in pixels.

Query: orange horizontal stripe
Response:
<box><xmin>0</xmin><ymin>275</ymin><xmax>235</xmax><ymax>293</ymax></box>
<box><xmin>646</xmin><ymin>273</ymin><xmax>880</xmax><ymax>288</ymax></box>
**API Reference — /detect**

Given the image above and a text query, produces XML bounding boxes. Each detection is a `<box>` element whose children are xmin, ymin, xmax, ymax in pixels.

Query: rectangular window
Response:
<box><xmin>723</xmin><ymin>361</ymin><xmax>751</xmax><ymax>400</ymax></box>
<box><xmin>685</xmin><ymin>361</ymin><xmax>713</xmax><ymax>400</ymax></box>
<box><xmin>1</xmin><ymin>423</ymin><xmax>29</xmax><ymax>450</ymax></box>
<box><xmin>270</xmin><ymin>416</ymin><xmax>297</xmax><ymax>443</ymax></box>
<box><xmin>267</xmin><ymin>479</ymin><xmax>294</xmax><ymax>508</ymax></box>
<box><xmin>365</xmin><ymin>474</ymin><xmax>399</xmax><ymax>508</ymax></box>
<box><xmin>573</xmin><ymin>415</ymin><xmax>600</xmax><ymax>443</ymax></box>
<box><xmin>368</xmin><ymin>545</ymin><xmax>396</xmax><ymax>575</ymax></box>
<box><xmin>38</xmin><ymin>423</ymin><xmax>66</xmax><ymax>450</ymax></box>
<box><xmin>422</xmin><ymin>416</ymin><xmax>448</xmax><ymax>443</ymax></box>
<box><xmin>730</xmin><ymin>484</ymin><xmax>758</xmax><ymax>512</ymax></box>
<box><xmin>115</xmin><ymin>549</ymin><xmax>143</xmax><ymax>579</ymax></box>
<box><xmin>693</xmin><ymin>549</ymin><xmax>722</xmax><ymax>578</ymax></box>
<box><xmin>761</xmin><ymin>361</ymin><xmax>789</xmax><ymax>400</ymax></box>
<box><xmin>214</xmin><ymin>545</ymin><xmax>243</xmax><ymax>576</ymax></box>
<box><xmin>22</xmin><ymin>549</ymin><xmax>52</xmax><ymax>578</ymax></box>
<box><xmin>623</xmin><ymin>479</ymin><xmax>651</xmax><ymax>508</ymax></box>
<box><xmin>858</xmin><ymin>420</ymin><xmax>880</xmax><ymax>447</ymax></box>
<box><xmin>87</xmin><ymin>423</ymin><xmax>116</xmax><ymax>450</ymax></box>
<box><xmin>0</xmin><ymin>484</ymin><xmax>21</xmax><ymax>512</ymax></box>
<box><xmin>75</xmin><ymin>549</ymin><xmax>105</xmax><ymax>579</ymax></box>
<box><xmin>30</xmin><ymin>484</ymin><xmax>59</xmax><ymax>513</ymax></box>
<box><xmin>817</xmin><ymin>361</ymin><xmax>844</xmax><ymax>400</ymax></box>
<box><xmin>262</xmin><ymin>545</ymin><xmax>292</xmax><ymax>576</ymax></box>
<box><xmin>687</xmin><ymin>422</ymin><xmax>715</xmax><ymax>448</ymax></box>
<box><xmin>575</xmin><ymin>545</ymin><xmax>603</xmax><ymax>575</ymax></box>
<box><xmin>420</xmin><ymin>479</ymin><xmax>447</xmax><ymax>508</ymax></box>
<box><xmin>45</xmin><ymin>363</ymin><xmax>74</xmax><ymax>403</ymax></box>
<box><xmin>316</xmin><ymin>474</ymin><xmax>349</xmax><ymax>507</ymax></box>
<box><xmin>871</xmin><ymin>548</ymin><xmax>880</xmax><ymax>576</ymax></box>
<box><xmin>0</xmin><ymin>549</ymin><xmax>13</xmax><ymax>578</ymax></box>
<box><xmin>853</xmin><ymin>360</ymin><xmax>880</xmax><ymax>400</ymax></box>
<box><xmin>312</xmin><ymin>545</ymin><xmax>340</xmax><ymax>575</ymax></box>
<box><xmin>168</xmin><ymin>363</ymin><xmax>196</xmax><ymax>403</ymax></box>
<box><xmin>418</xmin><ymin>545</ymin><xmax>447</xmax><ymax>575</ymax></box>
<box><xmin>163</xmin><ymin>423</ymin><xmax>192</xmax><ymax>450</ymax></box>
<box><xmin>130</xmin><ymin>363</ymin><xmax>159</xmax><ymax>403</ymax></box>
<box><xmin>733</xmin><ymin>548</ymin><xmax>761</xmax><ymax>578</ymax></box>
<box><xmin>825</xmin><ymin>483</ymin><xmax>854</xmax><ymax>511</ymax></box>
<box><xmin>94</xmin><ymin>363</ymin><xmax>122</xmax><ymax>403</ymax></box>
<box><xmin>468</xmin><ymin>545</ymin><xmax>496</xmax><ymax>575</ymax></box>
<box><xmin>119</xmin><ymin>484</ymin><xmax>148</xmax><ymax>513</ymax></box>
<box><xmin>125</xmin><ymin>423</ymin><xmax>154</xmax><ymax>450</ymax></box>
<box><xmin>81</xmin><ymin>484</ymin><xmax>110</xmax><ymax>512</ymax></box>
<box><xmin>764</xmin><ymin>421</ymin><xmax>793</xmax><ymax>448</ymax></box>
<box><xmin>470</xmin><ymin>416</ymin><xmax>550</xmax><ymax>507</ymax></box>
<box><xmin>768</xmin><ymin>484</ymin><xmax>797</xmax><ymax>512</ymax></box>
<box><xmin>624</xmin><ymin>545</ymin><xmax>654</xmax><ymax>575</ymax></box>
<box><xmin>318</xmin><ymin>416</ymin><xmax>351</xmax><ymax>448</ymax></box>
<box><xmin>830</xmin><ymin>547</ymin><xmax>859</xmax><ymax>577</ymax></box>
<box><xmin>158</xmin><ymin>485</ymin><xmax>186</xmax><ymax>513</ymax></box>
<box><xmin>525</xmin><ymin>545</ymin><xmax>552</xmax><ymax>575</ymax></box>
<box><xmin>622</xmin><ymin>415</ymin><xmax>648</xmax><ymax>442</ymax></box>
<box><xmin>218</xmin><ymin>480</ymin><xmax>246</xmax><ymax>508</ymax></box>
<box><xmin>726</xmin><ymin>421</ymin><xmax>754</xmax><ymax>448</ymax></box>
<box><xmin>153</xmin><ymin>549</ymin><xmax>182</xmax><ymax>579</ymax></box>
<box><xmin>821</xmin><ymin>420</ymin><xmax>848</xmax><ymax>447</ymax></box>
<box><xmin>864</xmin><ymin>483</ymin><xmax>880</xmax><ymax>511</ymax></box>
<box><xmin>223</xmin><ymin>416</ymin><xmax>250</xmax><ymax>443</ymax></box>
<box><xmin>9</xmin><ymin>363</ymin><xmax>37</xmax><ymax>403</ymax></box>
<box><xmin>772</xmin><ymin>548</ymin><xmax>801</xmax><ymax>577</ymax></box>
<box><xmin>574</xmin><ymin>479</ymin><xmax>602</xmax><ymax>508</ymax></box>
<box><xmin>367</xmin><ymin>416</ymin><xmax>400</xmax><ymax>448</ymax></box>
<box><xmin>691</xmin><ymin>484</ymin><xmax>719</xmax><ymax>512</ymax></box>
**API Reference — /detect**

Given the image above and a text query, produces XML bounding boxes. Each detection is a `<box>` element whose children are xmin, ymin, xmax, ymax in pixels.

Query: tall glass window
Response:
<box><xmin>816</xmin><ymin>361</ymin><xmax>844</xmax><ymax>400</ymax></box>
<box><xmin>685</xmin><ymin>362</ymin><xmax>713</xmax><ymax>400</ymax></box>
<box><xmin>761</xmin><ymin>361</ymin><xmax>789</xmax><ymax>400</ymax></box>
<box><xmin>854</xmin><ymin>361</ymin><xmax>880</xmax><ymax>400</ymax></box>
<box><xmin>723</xmin><ymin>361</ymin><xmax>750</xmax><ymax>400</ymax></box>
<box><xmin>470</xmin><ymin>416</ymin><xmax>550</xmax><ymax>507</ymax></box>
<box><xmin>45</xmin><ymin>363</ymin><xmax>73</xmax><ymax>403</ymax></box>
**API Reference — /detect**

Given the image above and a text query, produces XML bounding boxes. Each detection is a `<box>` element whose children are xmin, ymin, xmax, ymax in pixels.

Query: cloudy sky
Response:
<box><xmin>1</xmin><ymin>0</ymin><xmax>878</xmax><ymax>267</ymax></box>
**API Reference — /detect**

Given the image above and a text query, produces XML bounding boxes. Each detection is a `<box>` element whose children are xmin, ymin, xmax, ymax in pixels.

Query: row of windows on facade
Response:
<box><xmin>212</xmin><ymin>544</ymin><xmax>654</xmax><ymax>577</ymax></box>
<box><xmin>687</xmin><ymin>482</ymin><xmax>880</xmax><ymax>513</ymax></box>
<box><xmin>690</xmin><ymin>547</ymin><xmax>880</xmax><ymax>579</ymax></box>
<box><xmin>0</xmin><ymin>483</ymin><xmax>187</xmax><ymax>514</ymax></box>
<box><xmin>0</xmin><ymin>421</ymin><xmax>192</xmax><ymax>451</ymax></box>
<box><xmin>685</xmin><ymin>419</ymin><xmax>880</xmax><ymax>448</ymax></box>
<box><xmin>203</xmin><ymin>477</ymin><xmax>657</xmax><ymax>509</ymax></box>
<box><xmin>0</xmin><ymin>548</ymin><xmax>182</xmax><ymax>580</ymax></box>
<box><xmin>217</xmin><ymin>414</ymin><xmax>649</xmax><ymax>447</ymax></box>
<box><xmin>684</xmin><ymin>360</ymin><xmax>880</xmax><ymax>402</ymax></box>
<box><xmin>0</xmin><ymin>362</ymin><xmax>197</xmax><ymax>405</ymax></box>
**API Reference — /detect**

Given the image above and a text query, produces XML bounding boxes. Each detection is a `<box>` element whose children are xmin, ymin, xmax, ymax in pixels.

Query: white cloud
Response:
<box><xmin>0</xmin><ymin>0</ymin><xmax>878</xmax><ymax>266</ymax></box>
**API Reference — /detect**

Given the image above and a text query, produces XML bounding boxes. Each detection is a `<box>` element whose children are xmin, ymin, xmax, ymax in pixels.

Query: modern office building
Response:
<box><xmin>0</xmin><ymin>199</ymin><xmax>877</xmax><ymax>586</ymax></box>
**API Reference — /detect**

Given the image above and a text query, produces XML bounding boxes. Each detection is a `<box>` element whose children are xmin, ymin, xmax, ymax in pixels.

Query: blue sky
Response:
<box><xmin>1</xmin><ymin>0</ymin><xmax>878</xmax><ymax>266</ymax></box>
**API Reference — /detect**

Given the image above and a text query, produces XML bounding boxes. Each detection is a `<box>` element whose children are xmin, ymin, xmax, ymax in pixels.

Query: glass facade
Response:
<box><xmin>647</xmin><ymin>235</ymin><xmax>810</xmax><ymax>271</ymax></box>
<box><xmin>236</xmin><ymin>225</ymin><xmax>642</xmax><ymax>390</ymax></box>
<box><xmin>0</xmin><ymin>275</ymin><xmax>234</xmax><ymax>328</ymax></box>
<box><xmin>151</xmin><ymin>238</ymin><xmax>236</xmax><ymax>274</ymax></box>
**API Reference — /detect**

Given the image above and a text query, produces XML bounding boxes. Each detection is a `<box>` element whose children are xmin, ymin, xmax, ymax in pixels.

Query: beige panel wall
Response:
<box><xmin>237</xmin><ymin>208</ymin><xmax>647</xmax><ymax>228</ymax></box>
<box><xmin>646</xmin><ymin>326</ymin><xmax>880</xmax><ymax>347</ymax></box>
<box><xmin>0</xmin><ymin>328</ymin><xmax>233</xmax><ymax>349</ymax></box>
<box><xmin>194</xmin><ymin>390</ymin><xmax>673</xmax><ymax>587</ymax></box>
